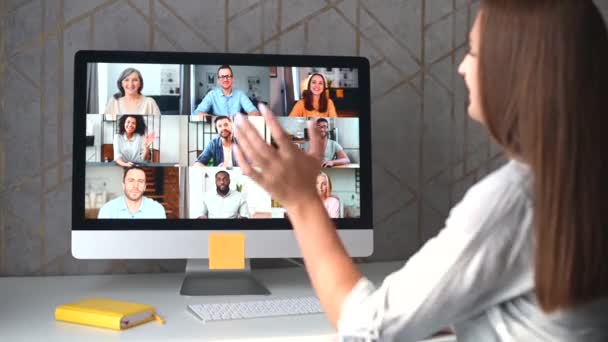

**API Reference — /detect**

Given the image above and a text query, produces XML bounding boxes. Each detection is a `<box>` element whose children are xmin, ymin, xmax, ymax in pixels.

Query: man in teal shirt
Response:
<box><xmin>192</xmin><ymin>65</ymin><xmax>260</xmax><ymax>119</ymax></box>
<box><xmin>97</xmin><ymin>166</ymin><xmax>166</xmax><ymax>219</ymax></box>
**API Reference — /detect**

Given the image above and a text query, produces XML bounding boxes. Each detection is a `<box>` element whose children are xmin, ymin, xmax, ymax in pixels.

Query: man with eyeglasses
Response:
<box><xmin>192</xmin><ymin>65</ymin><xmax>260</xmax><ymax>120</ymax></box>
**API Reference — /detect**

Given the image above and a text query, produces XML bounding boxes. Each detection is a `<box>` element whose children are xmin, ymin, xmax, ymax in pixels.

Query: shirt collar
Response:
<box><xmin>118</xmin><ymin>196</ymin><xmax>143</xmax><ymax>213</ymax></box>
<box><xmin>122</xmin><ymin>134</ymin><xmax>137</xmax><ymax>142</ymax></box>
<box><xmin>215</xmin><ymin>189</ymin><xmax>235</xmax><ymax>198</ymax></box>
<box><xmin>215</xmin><ymin>86</ymin><xmax>233</xmax><ymax>97</ymax></box>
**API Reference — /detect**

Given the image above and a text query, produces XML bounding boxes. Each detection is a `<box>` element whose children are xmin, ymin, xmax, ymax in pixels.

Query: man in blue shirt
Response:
<box><xmin>192</xmin><ymin>65</ymin><xmax>260</xmax><ymax>119</ymax></box>
<box><xmin>193</xmin><ymin>115</ymin><xmax>238</xmax><ymax>168</ymax></box>
<box><xmin>97</xmin><ymin>166</ymin><xmax>167</xmax><ymax>219</ymax></box>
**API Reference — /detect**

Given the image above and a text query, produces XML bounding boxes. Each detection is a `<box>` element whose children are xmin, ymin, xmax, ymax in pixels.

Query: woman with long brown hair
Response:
<box><xmin>233</xmin><ymin>0</ymin><xmax>608</xmax><ymax>340</ymax></box>
<box><xmin>289</xmin><ymin>73</ymin><xmax>338</xmax><ymax>117</ymax></box>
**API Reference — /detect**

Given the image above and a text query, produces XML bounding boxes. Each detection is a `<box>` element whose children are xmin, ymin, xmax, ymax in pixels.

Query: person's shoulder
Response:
<box><xmin>144</xmin><ymin>196</ymin><xmax>164</xmax><ymax>208</ymax></box>
<box><xmin>202</xmin><ymin>191</ymin><xmax>216</xmax><ymax>200</ymax></box>
<box><xmin>210</xmin><ymin>136</ymin><xmax>222</xmax><ymax>144</ymax></box>
<box><xmin>455</xmin><ymin>160</ymin><xmax>532</xmax><ymax>225</ymax></box>
<box><xmin>229</xmin><ymin>190</ymin><xmax>244</xmax><ymax>198</ymax></box>
<box><xmin>204</xmin><ymin>88</ymin><xmax>220</xmax><ymax>98</ymax></box>
<box><xmin>232</xmin><ymin>88</ymin><xmax>248</xmax><ymax>96</ymax></box>
<box><xmin>327</xmin><ymin>196</ymin><xmax>340</xmax><ymax>205</ymax></box>
<box><xmin>142</xmin><ymin>96</ymin><xmax>158</xmax><ymax>104</ymax></box>
<box><xmin>329</xmin><ymin>139</ymin><xmax>343</xmax><ymax>148</ymax></box>
<box><xmin>105</xmin><ymin>97</ymin><xmax>119</xmax><ymax>111</ymax></box>
<box><xmin>101</xmin><ymin>196</ymin><xmax>123</xmax><ymax>209</ymax></box>
<box><xmin>442</xmin><ymin>160</ymin><xmax>533</xmax><ymax>239</ymax></box>
<box><xmin>290</xmin><ymin>99</ymin><xmax>304</xmax><ymax>109</ymax></box>
<box><xmin>106</xmin><ymin>96</ymin><xmax>119</xmax><ymax>104</ymax></box>
<box><xmin>471</xmin><ymin>160</ymin><xmax>532</xmax><ymax>199</ymax></box>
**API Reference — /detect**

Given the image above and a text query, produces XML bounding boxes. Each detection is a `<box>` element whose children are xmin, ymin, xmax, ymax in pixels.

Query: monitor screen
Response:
<box><xmin>72</xmin><ymin>51</ymin><xmax>372</xmax><ymax>260</ymax></box>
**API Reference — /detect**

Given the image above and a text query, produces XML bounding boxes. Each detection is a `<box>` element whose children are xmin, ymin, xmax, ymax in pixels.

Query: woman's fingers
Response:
<box><xmin>258</xmin><ymin>104</ymin><xmax>291</xmax><ymax>153</ymax></box>
<box><xmin>234</xmin><ymin>115</ymin><xmax>274</xmax><ymax>169</ymax></box>
<box><xmin>233</xmin><ymin>145</ymin><xmax>264</xmax><ymax>185</ymax></box>
<box><xmin>306</xmin><ymin>120</ymin><xmax>324</xmax><ymax>161</ymax></box>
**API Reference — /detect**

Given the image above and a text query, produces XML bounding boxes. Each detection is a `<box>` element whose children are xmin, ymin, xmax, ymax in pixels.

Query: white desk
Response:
<box><xmin>0</xmin><ymin>261</ymin><xmax>456</xmax><ymax>341</ymax></box>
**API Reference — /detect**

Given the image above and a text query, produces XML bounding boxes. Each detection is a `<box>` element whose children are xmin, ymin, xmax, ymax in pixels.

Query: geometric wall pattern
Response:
<box><xmin>1</xmin><ymin>0</ymin><xmax>607</xmax><ymax>275</ymax></box>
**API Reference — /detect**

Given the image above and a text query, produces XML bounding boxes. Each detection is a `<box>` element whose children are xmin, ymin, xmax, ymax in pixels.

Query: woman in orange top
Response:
<box><xmin>289</xmin><ymin>73</ymin><xmax>337</xmax><ymax>117</ymax></box>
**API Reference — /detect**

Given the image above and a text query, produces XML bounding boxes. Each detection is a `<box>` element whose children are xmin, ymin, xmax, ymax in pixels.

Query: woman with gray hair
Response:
<box><xmin>104</xmin><ymin>67</ymin><xmax>160</xmax><ymax>120</ymax></box>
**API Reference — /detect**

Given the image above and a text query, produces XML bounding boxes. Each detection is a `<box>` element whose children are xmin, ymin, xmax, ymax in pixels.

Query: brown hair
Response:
<box><xmin>478</xmin><ymin>0</ymin><xmax>608</xmax><ymax>312</ymax></box>
<box><xmin>303</xmin><ymin>73</ymin><xmax>328</xmax><ymax>113</ymax></box>
<box><xmin>217</xmin><ymin>65</ymin><xmax>233</xmax><ymax>77</ymax></box>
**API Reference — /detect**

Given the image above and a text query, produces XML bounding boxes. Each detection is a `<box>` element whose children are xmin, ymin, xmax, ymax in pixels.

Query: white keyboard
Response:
<box><xmin>187</xmin><ymin>296</ymin><xmax>324</xmax><ymax>323</ymax></box>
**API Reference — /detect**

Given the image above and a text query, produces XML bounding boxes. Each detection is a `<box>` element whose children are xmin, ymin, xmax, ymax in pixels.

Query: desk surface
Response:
<box><xmin>0</xmin><ymin>261</ymin><xmax>456</xmax><ymax>341</ymax></box>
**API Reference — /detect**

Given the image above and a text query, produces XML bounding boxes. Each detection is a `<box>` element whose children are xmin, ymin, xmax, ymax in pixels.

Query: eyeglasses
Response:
<box><xmin>218</xmin><ymin>75</ymin><xmax>233</xmax><ymax>80</ymax></box>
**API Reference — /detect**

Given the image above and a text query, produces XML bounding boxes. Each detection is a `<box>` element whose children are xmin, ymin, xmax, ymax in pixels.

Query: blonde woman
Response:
<box><xmin>316</xmin><ymin>172</ymin><xmax>340</xmax><ymax>218</ymax></box>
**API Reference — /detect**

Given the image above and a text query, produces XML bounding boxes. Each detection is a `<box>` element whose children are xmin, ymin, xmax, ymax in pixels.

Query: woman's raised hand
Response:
<box><xmin>233</xmin><ymin>104</ymin><xmax>324</xmax><ymax>209</ymax></box>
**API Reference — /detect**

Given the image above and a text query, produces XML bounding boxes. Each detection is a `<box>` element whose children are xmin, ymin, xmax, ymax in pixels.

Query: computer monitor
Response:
<box><xmin>72</xmin><ymin>51</ymin><xmax>372</xmax><ymax>295</ymax></box>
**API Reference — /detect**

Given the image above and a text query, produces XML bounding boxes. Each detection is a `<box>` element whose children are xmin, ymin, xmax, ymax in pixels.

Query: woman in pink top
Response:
<box><xmin>316</xmin><ymin>172</ymin><xmax>340</xmax><ymax>218</ymax></box>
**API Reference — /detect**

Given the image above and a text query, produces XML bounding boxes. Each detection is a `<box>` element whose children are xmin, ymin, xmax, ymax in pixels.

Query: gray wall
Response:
<box><xmin>1</xmin><ymin>0</ymin><xmax>607</xmax><ymax>276</ymax></box>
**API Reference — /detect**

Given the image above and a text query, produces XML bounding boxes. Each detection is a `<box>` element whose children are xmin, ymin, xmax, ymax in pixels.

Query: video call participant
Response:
<box><xmin>317</xmin><ymin>172</ymin><xmax>340</xmax><ymax>218</ymax></box>
<box><xmin>303</xmin><ymin>118</ymin><xmax>350</xmax><ymax>167</ymax></box>
<box><xmin>198</xmin><ymin>170</ymin><xmax>249</xmax><ymax>219</ymax></box>
<box><xmin>104</xmin><ymin>68</ymin><xmax>161</xmax><ymax>120</ymax></box>
<box><xmin>97</xmin><ymin>166</ymin><xmax>166</xmax><ymax>219</ymax></box>
<box><xmin>113</xmin><ymin>115</ymin><xmax>155</xmax><ymax>167</ymax></box>
<box><xmin>289</xmin><ymin>73</ymin><xmax>337</xmax><ymax>118</ymax></box>
<box><xmin>191</xmin><ymin>65</ymin><xmax>260</xmax><ymax>120</ymax></box>
<box><xmin>193</xmin><ymin>116</ymin><xmax>238</xmax><ymax>168</ymax></box>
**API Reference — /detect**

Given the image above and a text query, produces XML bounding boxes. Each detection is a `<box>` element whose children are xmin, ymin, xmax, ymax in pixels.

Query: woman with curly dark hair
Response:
<box><xmin>113</xmin><ymin>115</ymin><xmax>155</xmax><ymax>167</ymax></box>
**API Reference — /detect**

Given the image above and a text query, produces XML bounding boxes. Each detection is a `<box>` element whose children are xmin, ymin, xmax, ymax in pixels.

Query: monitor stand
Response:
<box><xmin>179</xmin><ymin>259</ymin><xmax>271</xmax><ymax>296</ymax></box>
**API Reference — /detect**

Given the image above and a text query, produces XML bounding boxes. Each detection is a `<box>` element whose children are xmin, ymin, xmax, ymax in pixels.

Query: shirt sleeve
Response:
<box><xmin>239</xmin><ymin>196</ymin><xmax>249</xmax><ymax>218</ymax></box>
<box><xmin>326</xmin><ymin>197</ymin><xmax>340</xmax><ymax>218</ymax></box>
<box><xmin>97</xmin><ymin>204</ymin><xmax>111</xmax><ymax>218</ymax></box>
<box><xmin>288</xmin><ymin>101</ymin><xmax>305</xmax><ymax>117</ymax></box>
<box><xmin>135</xmin><ymin>134</ymin><xmax>145</xmax><ymax>162</ymax></box>
<box><xmin>104</xmin><ymin>98</ymin><xmax>117</xmax><ymax>117</ymax></box>
<box><xmin>196</xmin><ymin>140</ymin><xmax>215</xmax><ymax>165</ymax></box>
<box><xmin>239</xmin><ymin>92</ymin><xmax>258</xmax><ymax>114</ymax></box>
<box><xmin>327</xmin><ymin>99</ymin><xmax>338</xmax><ymax>117</ymax></box>
<box><xmin>113</xmin><ymin>134</ymin><xmax>123</xmax><ymax>161</ymax></box>
<box><xmin>330</xmin><ymin>141</ymin><xmax>344</xmax><ymax>160</ymax></box>
<box><xmin>155</xmin><ymin>201</ymin><xmax>167</xmax><ymax>219</ymax></box>
<box><xmin>337</xmin><ymin>174</ymin><xmax>534</xmax><ymax>341</ymax></box>
<box><xmin>192</xmin><ymin>92</ymin><xmax>213</xmax><ymax>115</ymax></box>
<box><xmin>199</xmin><ymin>196</ymin><xmax>209</xmax><ymax>218</ymax></box>
<box><xmin>334</xmin><ymin>141</ymin><xmax>344</xmax><ymax>153</ymax></box>
<box><xmin>148</xmin><ymin>97</ymin><xmax>161</xmax><ymax>115</ymax></box>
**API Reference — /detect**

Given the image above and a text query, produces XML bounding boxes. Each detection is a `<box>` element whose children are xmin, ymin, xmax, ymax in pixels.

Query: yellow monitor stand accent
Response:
<box><xmin>208</xmin><ymin>233</ymin><xmax>245</xmax><ymax>270</ymax></box>
<box><xmin>179</xmin><ymin>233</ymin><xmax>271</xmax><ymax>296</ymax></box>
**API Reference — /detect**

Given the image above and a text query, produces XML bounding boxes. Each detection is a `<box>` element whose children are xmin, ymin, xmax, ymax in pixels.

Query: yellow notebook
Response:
<box><xmin>55</xmin><ymin>298</ymin><xmax>164</xmax><ymax>330</ymax></box>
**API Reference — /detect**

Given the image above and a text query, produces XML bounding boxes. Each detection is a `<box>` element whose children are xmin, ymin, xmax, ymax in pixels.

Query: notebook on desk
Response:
<box><xmin>55</xmin><ymin>297</ymin><xmax>164</xmax><ymax>330</ymax></box>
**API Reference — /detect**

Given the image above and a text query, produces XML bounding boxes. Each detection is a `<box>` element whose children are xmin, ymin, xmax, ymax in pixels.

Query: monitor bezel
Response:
<box><xmin>72</xmin><ymin>50</ymin><xmax>372</xmax><ymax>231</ymax></box>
